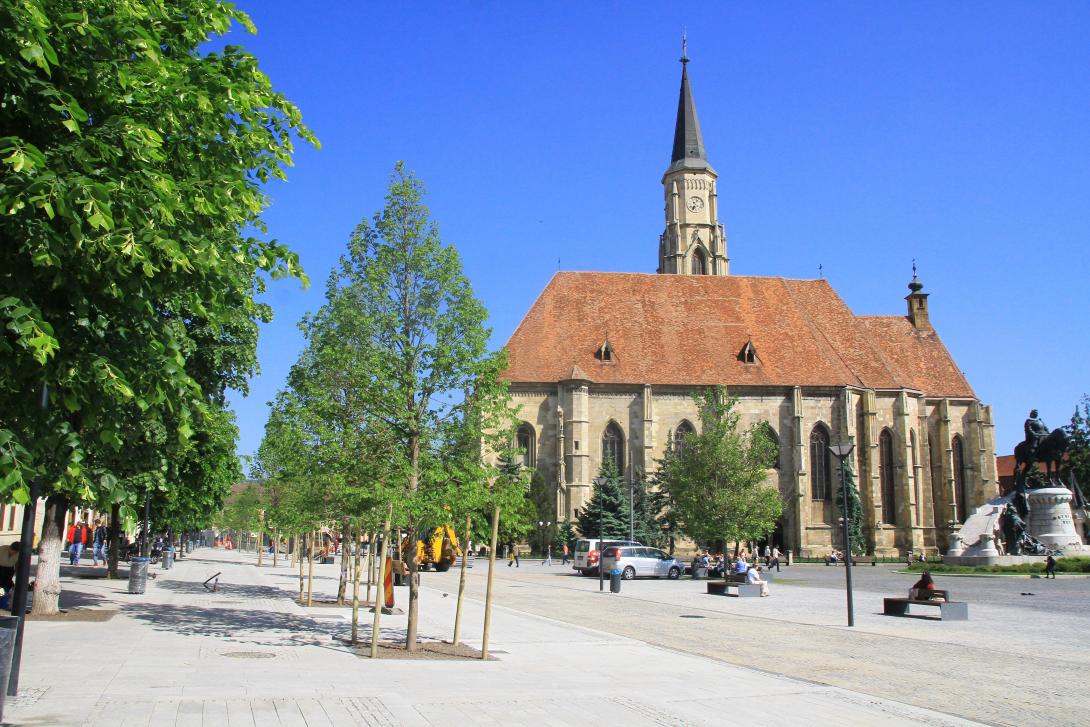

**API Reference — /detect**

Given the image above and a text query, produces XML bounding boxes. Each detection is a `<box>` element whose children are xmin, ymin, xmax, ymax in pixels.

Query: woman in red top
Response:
<box><xmin>910</xmin><ymin>571</ymin><xmax>935</xmax><ymax>600</ymax></box>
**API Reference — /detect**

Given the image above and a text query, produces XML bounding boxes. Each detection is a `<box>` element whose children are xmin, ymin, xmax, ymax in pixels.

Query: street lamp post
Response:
<box><xmin>594</xmin><ymin>476</ymin><xmax>606</xmax><ymax>592</ymax></box>
<box><xmin>828</xmin><ymin>442</ymin><xmax>856</xmax><ymax>628</ymax></box>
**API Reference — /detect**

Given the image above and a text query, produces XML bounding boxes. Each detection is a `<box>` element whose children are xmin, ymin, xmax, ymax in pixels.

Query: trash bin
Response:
<box><xmin>0</xmin><ymin>615</ymin><xmax>19</xmax><ymax>722</ymax></box>
<box><xmin>128</xmin><ymin>557</ymin><xmax>150</xmax><ymax>594</ymax></box>
<box><xmin>609</xmin><ymin>568</ymin><xmax>622</xmax><ymax>593</ymax></box>
<box><xmin>161</xmin><ymin>547</ymin><xmax>174</xmax><ymax>570</ymax></box>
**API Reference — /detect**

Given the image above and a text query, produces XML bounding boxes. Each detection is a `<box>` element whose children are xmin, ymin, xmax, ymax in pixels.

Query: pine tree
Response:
<box><xmin>630</xmin><ymin>472</ymin><xmax>668</xmax><ymax>548</ymax></box>
<box><xmin>576</xmin><ymin>461</ymin><xmax>630</xmax><ymax>539</ymax></box>
<box><xmin>834</xmin><ymin>459</ymin><xmax>865</xmax><ymax>555</ymax></box>
<box><xmin>1065</xmin><ymin>395</ymin><xmax>1090</xmax><ymax>502</ymax></box>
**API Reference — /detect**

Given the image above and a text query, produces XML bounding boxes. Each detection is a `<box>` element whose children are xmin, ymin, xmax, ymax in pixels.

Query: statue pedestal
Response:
<box><xmin>1026</xmin><ymin>488</ymin><xmax>1089</xmax><ymax>552</ymax></box>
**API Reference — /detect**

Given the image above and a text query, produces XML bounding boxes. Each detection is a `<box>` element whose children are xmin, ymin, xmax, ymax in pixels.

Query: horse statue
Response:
<box><xmin>1014</xmin><ymin>427</ymin><xmax>1069</xmax><ymax>485</ymax></box>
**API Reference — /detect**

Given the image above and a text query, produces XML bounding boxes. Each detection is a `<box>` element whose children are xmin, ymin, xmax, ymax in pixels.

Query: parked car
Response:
<box><xmin>600</xmin><ymin>545</ymin><xmax>684</xmax><ymax>580</ymax></box>
<box><xmin>573</xmin><ymin>538</ymin><xmax>641</xmax><ymax>575</ymax></box>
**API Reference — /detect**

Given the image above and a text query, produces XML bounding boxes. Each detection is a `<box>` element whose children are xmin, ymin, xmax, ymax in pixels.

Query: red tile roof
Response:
<box><xmin>503</xmin><ymin>272</ymin><xmax>975</xmax><ymax>397</ymax></box>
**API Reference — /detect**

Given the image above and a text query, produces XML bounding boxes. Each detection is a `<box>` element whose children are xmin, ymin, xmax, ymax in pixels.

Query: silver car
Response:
<box><xmin>600</xmin><ymin>545</ymin><xmax>683</xmax><ymax>580</ymax></box>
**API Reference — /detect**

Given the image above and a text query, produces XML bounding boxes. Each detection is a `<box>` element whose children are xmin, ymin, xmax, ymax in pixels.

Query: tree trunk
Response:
<box><xmin>298</xmin><ymin>531</ymin><xmax>305</xmax><ymax>604</ymax></box>
<box><xmin>257</xmin><ymin>526</ymin><xmax>264</xmax><ymax>566</ymax></box>
<box><xmin>481</xmin><ymin>506</ymin><xmax>501</xmax><ymax>659</ymax></box>
<box><xmin>273</xmin><ymin>529</ymin><xmax>279</xmax><ymax>568</ymax></box>
<box><xmin>336</xmin><ymin>526</ymin><xmax>349</xmax><ymax>605</ymax></box>
<box><xmin>107</xmin><ymin>502</ymin><xmax>120</xmax><ymax>579</ymax></box>
<box><xmin>452</xmin><ymin>513</ymin><xmax>471</xmax><ymax>645</ymax></box>
<box><xmin>351</xmin><ymin>529</ymin><xmax>363</xmax><ymax>644</ymax></box>
<box><xmin>306</xmin><ymin>528</ymin><xmax>315</xmax><ymax>607</ymax></box>
<box><xmin>405</xmin><ymin>432</ymin><xmax>421</xmax><ymax>651</ymax></box>
<box><xmin>31</xmin><ymin>494</ymin><xmax>69</xmax><ymax>616</ymax></box>
<box><xmin>364</xmin><ymin>531</ymin><xmax>374</xmax><ymax>605</ymax></box>
<box><xmin>371</xmin><ymin>504</ymin><xmax>392</xmax><ymax>658</ymax></box>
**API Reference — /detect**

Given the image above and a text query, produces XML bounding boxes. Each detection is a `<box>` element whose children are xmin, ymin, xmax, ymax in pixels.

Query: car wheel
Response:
<box><xmin>622</xmin><ymin>566</ymin><xmax>636</xmax><ymax>580</ymax></box>
<box><xmin>668</xmin><ymin>566</ymin><xmax>681</xmax><ymax>580</ymax></box>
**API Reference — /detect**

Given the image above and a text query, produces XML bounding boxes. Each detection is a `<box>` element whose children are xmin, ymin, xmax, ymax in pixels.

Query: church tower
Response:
<box><xmin>658</xmin><ymin>40</ymin><xmax>729</xmax><ymax>276</ymax></box>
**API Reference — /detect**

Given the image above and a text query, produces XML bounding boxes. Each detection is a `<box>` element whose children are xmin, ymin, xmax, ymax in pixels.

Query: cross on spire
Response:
<box><xmin>680</xmin><ymin>32</ymin><xmax>689</xmax><ymax>66</ymax></box>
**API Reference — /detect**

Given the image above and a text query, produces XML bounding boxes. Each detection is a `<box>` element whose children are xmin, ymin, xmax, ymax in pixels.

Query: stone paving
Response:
<box><xmin>6</xmin><ymin>548</ymin><xmax>988</xmax><ymax>726</ymax></box>
<box><xmin>433</xmin><ymin>560</ymin><xmax>1090</xmax><ymax>726</ymax></box>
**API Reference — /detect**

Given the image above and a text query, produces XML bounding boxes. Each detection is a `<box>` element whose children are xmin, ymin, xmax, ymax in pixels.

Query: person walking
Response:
<box><xmin>770</xmin><ymin>546</ymin><xmax>782</xmax><ymax>572</ymax></box>
<box><xmin>542</xmin><ymin>545</ymin><xmax>552</xmax><ymax>567</ymax></box>
<box><xmin>92</xmin><ymin>518</ymin><xmax>108</xmax><ymax>566</ymax></box>
<box><xmin>0</xmin><ymin>541</ymin><xmax>20</xmax><ymax>606</ymax></box>
<box><xmin>561</xmin><ymin>543</ymin><xmax>570</xmax><ymax>565</ymax></box>
<box><xmin>68</xmin><ymin>517</ymin><xmax>90</xmax><ymax>566</ymax></box>
<box><xmin>1045</xmin><ymin>553</ymin><xmax>1057</xmax><ymax>579</ymax></box>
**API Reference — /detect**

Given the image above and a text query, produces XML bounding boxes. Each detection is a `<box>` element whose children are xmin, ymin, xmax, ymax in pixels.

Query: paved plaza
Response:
<box><xmin>8</xmin><ymin>548</ymin><xmax>1088</xmax><ymax>726</ymax></box>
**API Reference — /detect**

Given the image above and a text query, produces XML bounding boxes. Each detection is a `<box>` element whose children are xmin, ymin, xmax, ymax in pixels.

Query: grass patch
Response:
<box><xmin>905</xmin><ymin>556</ymin><xmax>1090</xmax><ymax>575</ymax></box>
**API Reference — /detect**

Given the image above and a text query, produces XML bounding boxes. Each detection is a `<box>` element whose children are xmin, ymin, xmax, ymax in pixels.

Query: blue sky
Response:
<box><xmin>224</xmin><ymin>2</ymin><xmax>1090</xmax><ymax>463</ymax></box>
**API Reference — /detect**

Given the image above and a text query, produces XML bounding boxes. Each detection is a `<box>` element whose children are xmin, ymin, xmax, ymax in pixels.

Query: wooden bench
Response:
<box><xmin>707</xmin><ymin>575</ymin><xmax>763</xmax><ymax>598</ymax></box>
<box><xmin>883</xmin><ymin>591</ymin><xmax>967</xmax><ymax>621</ymax></box>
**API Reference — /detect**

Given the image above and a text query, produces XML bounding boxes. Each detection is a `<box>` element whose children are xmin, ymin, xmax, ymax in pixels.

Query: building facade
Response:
<box><xmin>501</xmin><ymin>54</ymin><xmax>997</xmax><ymax>557</ymax></box>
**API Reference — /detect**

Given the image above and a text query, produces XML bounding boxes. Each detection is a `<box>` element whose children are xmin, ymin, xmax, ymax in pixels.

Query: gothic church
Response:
<box><xmin>501</xmin><ymin>53</ymin><xmax>997</xmax><ymax>556</ymax></box>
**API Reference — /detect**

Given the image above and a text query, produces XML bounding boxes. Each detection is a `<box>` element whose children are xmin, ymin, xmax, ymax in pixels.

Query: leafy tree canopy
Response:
<box><xmin>0</xmin><ymin>0</ymin><xmax>315</xmax><ymax>506</ymax></box>
<box><xmin>655</xmin><ymin>388</ymin><xmax>783</xmax><ymax>547</ymax></box>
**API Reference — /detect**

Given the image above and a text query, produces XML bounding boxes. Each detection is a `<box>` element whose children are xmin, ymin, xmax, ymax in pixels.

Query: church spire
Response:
<box><xmin>669</xmin><ymin>34</ymin><xmax>710</xmax><ymax>173</ymax></box>
<box><xmin>658</xmin><ymin>37</ymin><xmax>729</xmax><ymax>276</ymax></box>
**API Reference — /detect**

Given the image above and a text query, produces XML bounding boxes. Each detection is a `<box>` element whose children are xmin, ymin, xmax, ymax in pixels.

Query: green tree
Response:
<box><xmin>833</xmin><ymin>459</ymin><xmax>865</xmax><ymax>555</ymax></box>
<box><xmin>0</xmin><ymin>0</ymin><xmax>314</xmax><ymax>613</ymax></box>
<box><xmin>630</xmin><ymin>472</ymin><xmax>669</xmax><ymax>548</ymax></box>
<box><xmin>655</xmin><ymin>388</ymin><xmax>782</xmax><ymax>549</ymax></box>
<box><xmin>1066</xmin><ymin>395</ymin><xmax>1090</xmax><ymax>502</ymax></box>
<box><xmin>310</xmin><ymin>162</ymin><xmax>511</xmax><ymax>651</ymax></box>
<box><xmin>576</xmin><ymin>461</ymin><xmax>630</xmax><ymax>540</ymax></box>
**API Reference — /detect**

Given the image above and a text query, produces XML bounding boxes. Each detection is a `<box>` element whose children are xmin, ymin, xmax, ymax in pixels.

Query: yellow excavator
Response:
<box><xmin>401</xmin><ymin>525</ymin><xmax>461</xmax><ymax>572</ymax></box>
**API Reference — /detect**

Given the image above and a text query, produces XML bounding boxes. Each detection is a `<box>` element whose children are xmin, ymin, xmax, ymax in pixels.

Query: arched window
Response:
<box><xmin>516</xmin><ymin>423</ymin><xmax>536</xmax><ymax>469</ymax></box>
<box><xmin>910</xmin><ymin>430</ymin><xmax>920</xmax><ymax>526</ymax></box>
<box><xmin>602</xmin><ymin>422</ymin><xmax>625</xmax><ymax>475</ymax></box>
<box><xmin>952</xmin><ymin>435</ymin><xmax>968</xmax><ymax>523</ymax></box>
<box><xmin>879</xmin><ymin>429</ymin><xmax>896</xmax><ymax>525</ymax></box>
<box><xmin>691</xmin><ymin>248</ymin><xmax>707</xmax><ymax>275</ymax></box>
<box><xmin>762</xmin><ymin>423</ymin><xmax>781</xmax><ymax>470</ymax></box>
<box><xmin>674</xmin><ymin>420</ymin><xmax>695</xmax><ymax>458</ymax></box>
<box><xmin>809</xmin><ymin>424</ymin><xmax>832</xmax><ymax>501</ymax></box>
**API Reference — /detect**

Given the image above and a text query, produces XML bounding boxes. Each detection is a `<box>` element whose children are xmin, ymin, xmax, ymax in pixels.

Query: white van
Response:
<box><xmin>573</xmin><ymin>538</ymin><xmax>641</xmax><ymax>575</ymax></box>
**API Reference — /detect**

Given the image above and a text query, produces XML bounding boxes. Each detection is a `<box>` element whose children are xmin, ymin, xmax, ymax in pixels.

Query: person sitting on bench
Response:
<box><xmin>909</xmin><ymin>572</ymin><xmax>944</xmax><ymax>601</ymax></box>
<box><xmin>745</xmin><ymin>564</ymin><xmax>770</xmax><ymax>597</ymax></box>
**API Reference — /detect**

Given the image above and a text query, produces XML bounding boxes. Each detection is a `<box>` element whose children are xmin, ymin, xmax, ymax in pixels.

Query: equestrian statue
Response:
<box><xmin>1013</xmin><ymin>409</ymin><xmax>1069</xmax><ymax>486</ymax></box>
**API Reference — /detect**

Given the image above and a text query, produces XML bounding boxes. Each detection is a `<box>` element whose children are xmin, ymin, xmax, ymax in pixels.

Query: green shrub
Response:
<box><xmin>906</xmin><ymin>556</ymin><xmax>1090</xmax><ymax>575</ymax></box>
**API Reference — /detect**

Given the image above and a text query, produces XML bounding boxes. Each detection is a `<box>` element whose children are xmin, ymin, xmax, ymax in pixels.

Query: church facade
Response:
<box><xmin>501</xmin><ymin>55</ymin><xmax>997</xmax><ymax>557</ymax></box>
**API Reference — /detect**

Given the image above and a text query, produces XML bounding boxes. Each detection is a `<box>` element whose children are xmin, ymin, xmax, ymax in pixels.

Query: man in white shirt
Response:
<box><xmin>745</xmin><ymin>564</ymin><xmax>769</xmax><ymax>597</ymax></box>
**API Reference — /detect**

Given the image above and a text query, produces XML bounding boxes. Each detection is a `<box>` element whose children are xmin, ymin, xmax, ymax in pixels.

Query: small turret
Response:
<box><xmin>905</xmin><ymin>261</ymin><xmax>931</xmax><ymax>331</ymax></box>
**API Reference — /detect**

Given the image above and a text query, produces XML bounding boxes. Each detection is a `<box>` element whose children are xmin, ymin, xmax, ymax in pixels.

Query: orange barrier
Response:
<box><xmin>384</xmin><ymin>556</ymin><xmax>394</xmax><ymax>608</ymax></box>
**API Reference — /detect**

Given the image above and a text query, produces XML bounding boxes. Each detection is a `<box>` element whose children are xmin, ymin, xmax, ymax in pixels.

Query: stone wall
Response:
<box><xmin>506</xmin><ymin>382</ymin><xmax>997</xmax><ymax>557</ymax></box>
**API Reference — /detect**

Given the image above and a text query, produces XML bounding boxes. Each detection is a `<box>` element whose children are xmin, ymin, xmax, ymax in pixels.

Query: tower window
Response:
<box><xmin>691</xmin><ymin>248</ymin><xmax>707</xmax><ymax>275</ymax></box>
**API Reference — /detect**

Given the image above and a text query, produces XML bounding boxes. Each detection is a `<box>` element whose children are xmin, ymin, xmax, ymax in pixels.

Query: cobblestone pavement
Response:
<box><xmin>6</xmin><ymin>549</ymin><xmax>985</xmax><ymax>726</ymax></box>
<box><xmin>423</xmin><ymin>560</ymin><xmax>1090</xmax><ymax>727</ymax></box>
